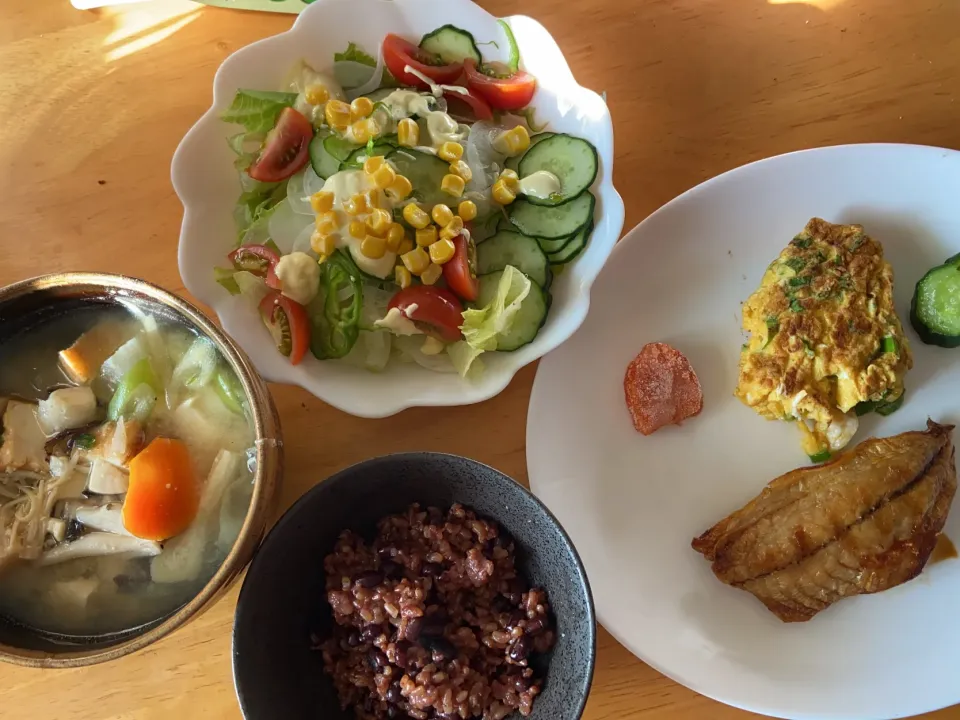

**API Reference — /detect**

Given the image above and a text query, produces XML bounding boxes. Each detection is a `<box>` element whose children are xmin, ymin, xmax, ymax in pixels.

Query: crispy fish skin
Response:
<box><xmin>692</xmin><ymin>421</ymin><xmax>956</xmax><ymax>621</ymax></box>
<box><xmin>692</xmin><ymin>421</ymin><xmax>953</xmax><ymax>584</ymax></box>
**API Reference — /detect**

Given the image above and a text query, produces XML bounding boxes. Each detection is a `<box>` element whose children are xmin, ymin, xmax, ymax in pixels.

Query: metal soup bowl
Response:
<box><xmin>0</xmin><ymin>273</ymin><xmax>282</xmax><ymax>668</ymax></box>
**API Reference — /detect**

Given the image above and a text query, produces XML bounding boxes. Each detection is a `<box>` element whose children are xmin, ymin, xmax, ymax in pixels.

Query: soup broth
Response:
<box><xmin>0</xmin><ymin>304</ymin><xmax>254</xmax><ymax>637</ymax></box>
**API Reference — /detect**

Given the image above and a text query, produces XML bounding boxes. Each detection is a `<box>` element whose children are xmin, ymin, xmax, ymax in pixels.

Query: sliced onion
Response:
<box><xmin>335</xmin><ymin>60</ymin><xmax>377</xmax><ymax>90</ymax></box>
<box><xmin>345</xmin><ymin>45</ymin><xmax>385</xmax><ymax>101</ymax></box>
<box><xmin>268</xmin><ymin>199</ymin><xmax>314</xmax><ymax>254</ymax></box>
<box><xmin>393</xmin><ymin>336</ymin><xmax>456</xmax><ymax>373</ymax></box>
<box><xmin>290</xmin><ymin>223</ymin><xmax>317</xmax><ymax>256</ymax></box>
<box><xmin>286</xmin><ymin>169</ymin><xmax>312</xmax><ymax>215</ymax></box>
<box><xmin>302</xmin><ymin>164</ymin><xmax>326</xmax><ymax>197</ymax></box>
<box><xmin>464</xmin><ymin>121</ymin><xmax>505</xmax><ymax>192</ymax></box>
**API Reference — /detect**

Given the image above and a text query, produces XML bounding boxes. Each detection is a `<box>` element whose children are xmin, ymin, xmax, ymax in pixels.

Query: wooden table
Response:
<box><xmin>1</xmin><ymin>0</ymin><xmax>958</xmax><ymax>717</ymax></box>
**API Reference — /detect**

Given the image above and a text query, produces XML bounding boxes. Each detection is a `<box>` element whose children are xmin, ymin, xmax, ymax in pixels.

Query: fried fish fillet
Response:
<box><xmin>692</xmin><ymin>421</ymin><xmax>956</xmax><ymax>621</ymax></box>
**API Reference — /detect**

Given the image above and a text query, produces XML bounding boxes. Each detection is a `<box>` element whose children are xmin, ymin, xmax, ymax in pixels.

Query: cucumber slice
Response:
<box><xmin>536</xmin><ymin>232</ymin><xmax>575</xmax><ymax>256</ymax></box>
<box><xmin>476</xmin><ymin>232</ymin><xmax>551</xmax><ymax>290</ymax></box>
<box><xmin>546</xmin><ymin>222</ymin><xmax>591</xmax><ymax>265</ymax></box>
<box><xmin>476</xmin><ymin>270</ymin><xmax>548</xmax><ymax>351</ymax></box>
<box><xmin>505</xmin><ymin>132</ymin><xmax>556</xmax><ymax>173</ymax></box>
<box><xmin>910</xmin><ymin>252</ymin><xmax>960</xmax><ymax>348</ymax></box>
<box><xmin>387</xmin><ymin>148</ymin><xmax>450</xmax><ymax>207</ymax></box>
<box><xmin>508</xmin><ymin>192</ymin><xmax>594</xmax><ymax>239</ymax></box>
<box><xmin>323</xmin><ymin>135</ymin><xmax>360</xmax><ymax>162</ymax></box>
<box><xmin>419</xmin><ymin>25</ymin><xmax>482</xmax><ymax>65</ymax></box>
<box><xmin>342</xmin><ymin>143</ymin><xmax>396</xmax><ymax>169</ymax></box>
<box><xmin>518</xmin><ymin>134</ymin><xmax>599</xmax><ymax>206</ymax></box>
<box><xmin>309</xmin><ymin>133</ymin><xmax>341</xmax><ymax>179</ymax></box>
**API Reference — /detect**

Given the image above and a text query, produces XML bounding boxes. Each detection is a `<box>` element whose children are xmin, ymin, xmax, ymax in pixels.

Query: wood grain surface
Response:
<box><xmin>1</xmin><ymin>0</ymin><xmax>959</xmax><ymax>717</ymax></box>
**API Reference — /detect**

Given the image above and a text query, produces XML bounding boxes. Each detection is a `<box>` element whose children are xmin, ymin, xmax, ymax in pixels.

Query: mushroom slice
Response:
<box><xmin>39</xmin><ymin>532</ymin><xmax>160</xmax><ymax>566</ymax></box>
<box><xmin>74</xmin><ymin>502</ymin><xmax>131</xmax><ymax>537</ymax></box>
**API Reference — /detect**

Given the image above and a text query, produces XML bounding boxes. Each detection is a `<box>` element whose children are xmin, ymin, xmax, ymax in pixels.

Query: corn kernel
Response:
<box><xmin>402</xmin><ymin>203</ymin><xmax>431</xmax><ymax>229</ymax></box>
<box><xmin>401</xmin><ymin>246</ymin><xmax>430</xmax><ymax>275</ymax></box>
<box><xmin>363</xmin><ymin>155</ymin><xmax>385</xmax><ymax>174</ymax></box>
<box><xmin>500</xmin><ymin>169</ymin><xmax>521</xmax><ymax>193</ymax></box>
<box><xmin>397</xmin><ymin>118</ymin><xmax>419</xmax><ymax>147</ymax></box>
<box><xmin>441</xmin><ymin>174</ymin><xmax>465</xmax><ymax>198</ymax></box>
<box><xmin>431</xmin><ymin>204</ymin><xmax>454</xmax><ymax>227</ymax></box>
<box><xmin>385</xmin><ymin>224</ymin><xmax>406</xmax><ymax>252</ymax></box>
<box><xmin>365</xmin><ymin>189</ymin><xmax>381</xmax><ymax>209</ymax></box>
<box><xmin>494</xmin><ymin>126</ymin><xmax>531</xmax><ymax>156</ymax></box>
<box><xmin>366</xmin><ymin>208</ymin><xmax>392</xmax><ymax>236</ymax></box>
<box><xmin>416</xmin><ymin>225</ymin><xmax>438</xmax><ymax>247</ymax></box>
<box><xmin>349</xmin><ymin>118</ymin><xmax>375</xmax><ymax>144</ymax></box>
<box><xmin>439</xmin><ymin>216</ymin><xmax>464</xmax><ymax>241</ymax></box>
<box><xmin>315</xmin><ymin>210</ymin><xmax>340</xmax><ymax>234</ymax></box>
<box><xmin>386</xmin><ymin>175</ymin><xmax>413</xmax><ymax>201</ymax></box>
<box><xmin>310</xmin><ymin>231</ymin><xmax>337</xmax><ymax>257</ymax></box>
<box><xmin>457</xmin><ymin>200</ymin><xmax>478</xmax><ymax>221</ymax></box>
<box><xmin>372</xmin><ymin>164</ymin><xmax>397</xmax><ymax>190</ymax></box>
<box><xmin>310</xmin><ymin>190</ymin><xmax>334</xmax><ymax>214</ymax></box>
<box><xmin>438</xmin><ymin>141</ymin><xmax>464</xmax><ymax>162</ymax></box>
<box><xmin>491</xmin><ymin>178</ymin><xmax>516</xmax><ymax>205</ymax></box>
<box><xmin>350</xmin><ymin>97</ymin><xmax>374</xmax><ymax>121</ymax></box>
<box><xmin>360</xmin><ymin>235</ymin><xmax>387</xmax><ymax>260</ymax></box>
<box><xmin>449</xmin><ymin>160</ymin><xmax>472</xmax><ymax>182</ymax></box>
<box><xmin>325</xmin><ymin>99</ymin><xmax>351</xmax><ymax>129</ymax></box>
<box><xmin>343</xmin><ymin>194</ymin><xmax>367</xmax><ymax>216</ymax></box>
<box><xmin>394</xmin><ymin>265</ymin><xmax>412</xmax><ymax>290</ymax></box>
<box><xmin>305</xmin><ymin>84</ymin><xmax>330</xmax><ymax>106</ymax></box>
<box><xmin>348</xmin><ymin>220</ymin><xmax>366</xmax><ymax>239</ymax></box>
<box><xmin>398</xmin><ymin>237</ymin><xmax>414</xmax><ymax>255</ymax></box>
<box><xmin>420</xmin><ymin>263</ymin><xmax>443</xmax><ymax>285</ymax></box>
<box><xmin>429</xmin><ymin>238</ymin><xmax>456</xmax><ymax>265</ymax></box>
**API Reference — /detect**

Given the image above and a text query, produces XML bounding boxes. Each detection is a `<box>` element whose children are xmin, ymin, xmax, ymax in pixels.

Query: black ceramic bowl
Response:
<box><xmin>232</xmin><ymin>452</ymin><xmax>595</xmax><ymax>720</ymax></box>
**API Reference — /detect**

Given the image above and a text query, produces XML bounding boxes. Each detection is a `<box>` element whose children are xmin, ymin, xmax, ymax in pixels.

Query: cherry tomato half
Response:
<box><xmin>248</xmin><ymin>107</ymin><xmax>313</xmax><ymax>183</ymax></box>
<box><xmin>442</xmin><ymin>87</ymin><xmax>493</xmax><ymax>121</ymax></box>
<box><xmin>382</xmin><ymin>33</ymin><xmax>464</xmax><ymax>89</ymax></box>
<box><xmin>388</xmin><ymin>285</ymin><xmax>464</xmax><ymax>343</ymax></box>
<box><xmin>463</xmin><ymin>59</ymin><xmax>537</xmax><ymax>111</ymax></box>
<box><xmin>228</xmin><ymin>244</ymin><xmax>281</xmax><ymax>289</ymax></box>
<box><xmin>442</xmin><ymin>233</ymin><xmax>479</xmax><ymax>303</ymax></box>
<box><xmin>258</xmin><ymin>291</ymin><xmax>310</xmax><ymax>365</ymax></box>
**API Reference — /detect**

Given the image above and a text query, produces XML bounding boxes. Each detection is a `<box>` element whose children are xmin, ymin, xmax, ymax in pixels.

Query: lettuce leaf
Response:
<box><xmin>334</xmin><ymin>42</ymin><xmax>376</xmax><ymax>68</ymax></box>
<box><xmin>221</xmin><ymin>90</ymin><xmax>298</xmax><ymax>134</ymax></box>
<box><xmin>452</xmin><ymin>265</ymin><xmax>531</xmax><ymax>376</ymax></box>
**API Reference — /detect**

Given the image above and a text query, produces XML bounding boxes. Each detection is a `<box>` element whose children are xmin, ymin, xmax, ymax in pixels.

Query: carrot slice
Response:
<box><xmin>123</xmin><ymin>438</ymin><xmax>199</xmax><ymax>541</ymax></box>
<box><xmin>624</xmin><ymin>342</ymin><xmax>703</xmax><ymax>435</ymax></box>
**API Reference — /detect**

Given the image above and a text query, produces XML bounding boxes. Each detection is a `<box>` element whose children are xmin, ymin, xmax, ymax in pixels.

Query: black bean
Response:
<box><xmin>525</xmin><ymin>616</ymin><xmax>548</xmax><ymax>636</ymax></box>
<box><xmin>378</xmin><ymin>546</ymin><xmax>395</xmax><ymax>560</ymax></box>
<box><xmin>360</xmin><ymin>625</ymin><xmax>382</xmax><ymax>642</ymax></box>
<box><xmin>394</xmin><ymin>640</ymin><xmax>411</xmax><ymax>669</ymax></box>
<box><xmin>386</xmin><ymin>708</ymin><xmax>399</xmax><ymax>719</ymax></box>
<box><xmin>381</xmin><ymin>560</ymin><xmax>404</xmax><ymax>579</ymax></box>
<box><xmin>508</xmin><ymin>634</ymin><xmax>532</xmax><ymax>662</ymax></box>
<box><xmin>385</xmin><ymin>682</ymin><xmax>403</xmax><ymax>703</ymax></box>
<box><xmin>421</xmin><ymin>562</ymin><xmax>443</xmax><ymax>578</ymax></box>
<box><xmin>404</xmin><ymin>617</ymin><xmax>423</xmax><ymax>642</ymax></box>
<box><xmin>491</xmin><ymin>595</ymin><xmax>511</xmax><ymax>614</ymax></box>
<box><xmin>347</xmin><ymin>631</ymin><xmax>361</xmax><ymax>647</ymax></box>
<box><xmin>356</xmin><ymin>571</ymin><xmax>383</xmax><ymax>588</ymax></box>
<box><xmin>368</xmin><ymin>649</ymin><xmax>389</xmax><ymax>670</ymax></box>
<box><xmin>506</xmin><ymin>610</ymin><xmax>524</xmax><ymax>629</ymax></box>
<box><xmin>64</xmin><ymin>519</ymin><xmax>84</xmax><ymax>543</ymax></box>
<box><xmin>421</xmin><ymin>614</ymin><xmax>447</xmax><ymax>637</ymax></box>
<box><xmin>420</xmin><ymin>635</ymin><xmax>456</xmax><ymax>661</ymax></box>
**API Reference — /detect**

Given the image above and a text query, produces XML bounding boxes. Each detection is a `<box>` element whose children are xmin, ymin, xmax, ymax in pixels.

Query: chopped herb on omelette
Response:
<box><xmin>735</xmin><ymin>218</ymin><xmax>913</xmax><ymax>460</ymax></box>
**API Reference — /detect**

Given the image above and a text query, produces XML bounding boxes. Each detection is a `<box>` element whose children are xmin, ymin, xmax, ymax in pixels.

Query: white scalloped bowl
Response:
<box><xmin>173</xmin><ymin>0</ymin><xmax>623</xmax><ymax>418</ymax></box>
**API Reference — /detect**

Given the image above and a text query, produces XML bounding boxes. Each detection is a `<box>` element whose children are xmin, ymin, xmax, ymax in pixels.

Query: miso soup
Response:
<box><xmin>0</xmin><ymin>303</ymin><xmax>255</xmax><ymax>637</ymax></box>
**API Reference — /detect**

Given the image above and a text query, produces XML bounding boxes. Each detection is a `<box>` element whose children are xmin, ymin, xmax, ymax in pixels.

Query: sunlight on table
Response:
<box><xmin>102</xmin><ymin>0</ymin><xmax>203</xmax><ymax>62</ymax></box>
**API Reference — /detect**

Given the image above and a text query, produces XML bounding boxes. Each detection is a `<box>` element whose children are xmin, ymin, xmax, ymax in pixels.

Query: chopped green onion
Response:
<box><xmin>882</xmin><ymin>336</ymin><xmax>898</xmax><ymax>355</ymax></box>
<box><xmin>74</xmin><ymin>433</ymin><xmax>96</xmax><ymax>450</ymax></box>
<box><xmin>808</xmin><ymin>450</ymin><xmax>832</xmax><ymax>464</ymax></box>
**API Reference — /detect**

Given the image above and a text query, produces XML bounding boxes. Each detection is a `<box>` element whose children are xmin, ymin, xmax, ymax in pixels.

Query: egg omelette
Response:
<box><xmin>735</xmin><ymin>218</ymin><xmax>913</xmax><ymax>460</ymax></box>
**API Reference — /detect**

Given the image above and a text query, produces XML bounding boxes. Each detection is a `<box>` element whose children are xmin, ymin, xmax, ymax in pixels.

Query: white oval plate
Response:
<box><xmin>527</xmin><ymin>144</ymin><xmax>960</xmax><ymax>720</ymax></box>
<box><xmin>173</xmin><ymin>0</ymin><xmax>623</xmax><ymax>418</ymax></box>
